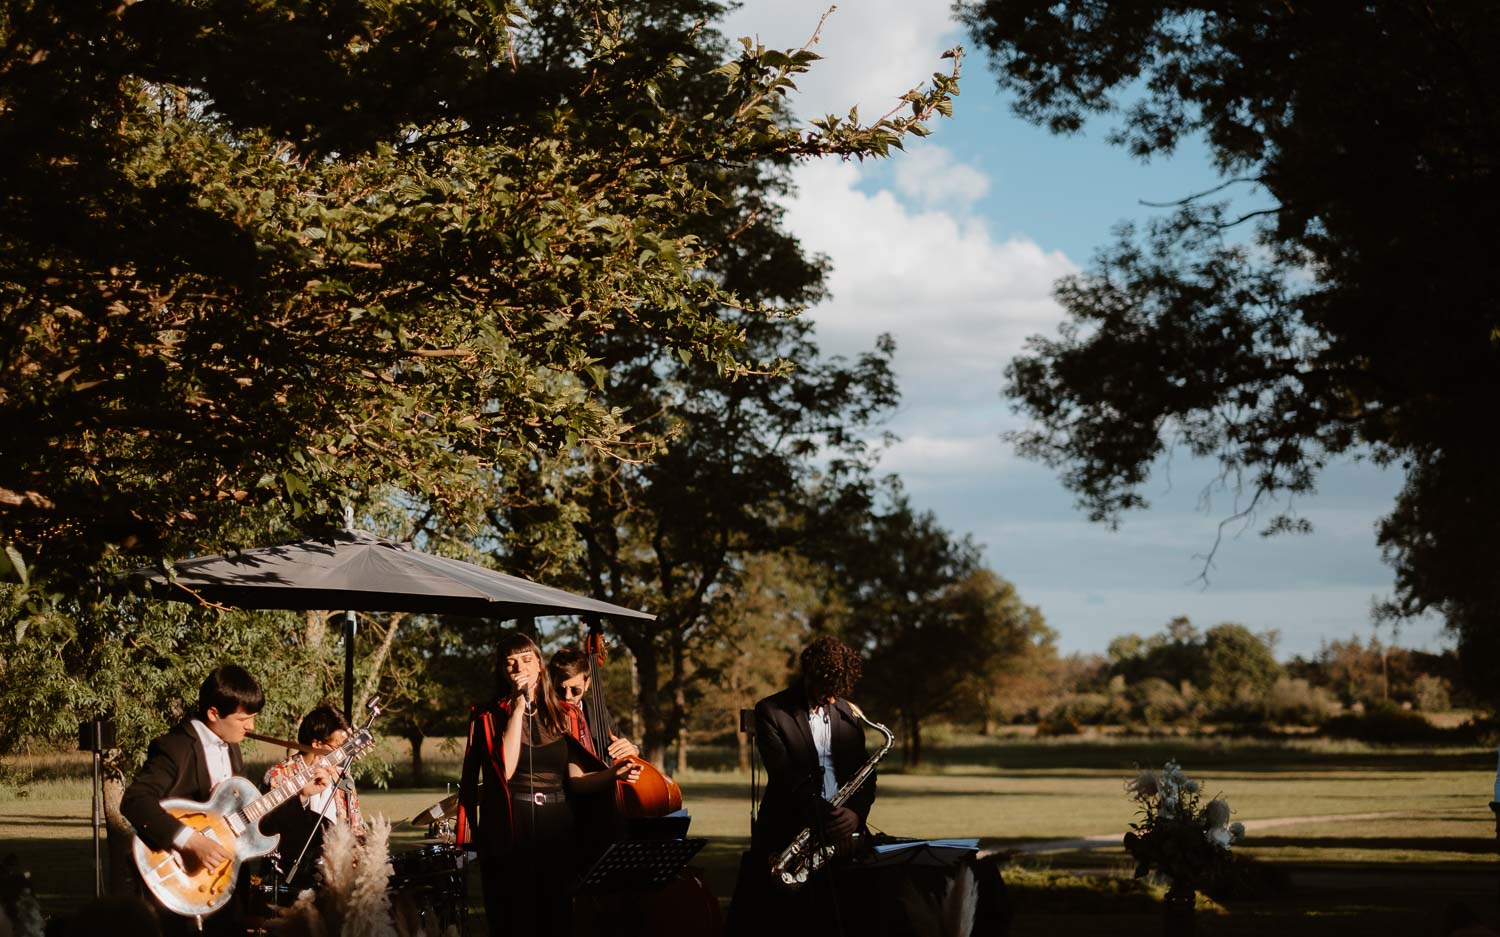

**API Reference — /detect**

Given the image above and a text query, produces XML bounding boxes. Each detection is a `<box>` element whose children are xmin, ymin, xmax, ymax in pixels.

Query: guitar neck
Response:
<box><xmin>236</xmin><ymin>755</ymin><xmax>332</xmax><ymax>827</ymax></box>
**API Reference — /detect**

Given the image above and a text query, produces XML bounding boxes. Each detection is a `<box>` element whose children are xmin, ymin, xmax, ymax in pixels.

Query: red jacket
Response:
<box><xmin>456</xmin><ymin>699</ymin><xmax>514</xmax><ymax>849</ymax></box>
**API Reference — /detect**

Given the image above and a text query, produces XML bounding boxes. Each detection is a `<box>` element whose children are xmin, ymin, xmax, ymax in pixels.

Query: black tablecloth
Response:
<box><xmin>726</xmin><ymin>843</ymin><xmax>1011</xmax><ymax>937</ymax></box>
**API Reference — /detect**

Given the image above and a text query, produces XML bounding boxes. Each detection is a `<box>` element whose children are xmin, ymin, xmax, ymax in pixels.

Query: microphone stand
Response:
<box><xmin>285</xmin><ymin>757</ymin><xmax>352</xmax><ymax>889</ymax></box>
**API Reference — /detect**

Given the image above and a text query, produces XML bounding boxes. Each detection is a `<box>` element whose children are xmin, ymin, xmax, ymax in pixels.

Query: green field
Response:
<box><xmin>3</xmin><ymin>734</ymin><xmax>1497</xmax><ymax>936</ymax></box>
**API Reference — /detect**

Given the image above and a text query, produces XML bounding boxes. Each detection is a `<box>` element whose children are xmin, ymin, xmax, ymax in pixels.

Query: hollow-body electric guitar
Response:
<box><xmin>132</xmin><ymin>704</ymin><xmax>379</xmax><ymax>922</ymax></box>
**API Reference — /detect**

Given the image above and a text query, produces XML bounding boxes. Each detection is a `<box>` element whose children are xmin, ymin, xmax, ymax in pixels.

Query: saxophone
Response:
<box><xmin>769</xmin><ymin>701</ymin><xmax>895</xmax><ymax>889</ymax></box>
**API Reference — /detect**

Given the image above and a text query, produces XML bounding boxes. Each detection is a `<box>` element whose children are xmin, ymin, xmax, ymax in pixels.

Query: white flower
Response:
<box><xmin>1207</xmin><ymin>826</ymin><xmax>1233</xmax><ymax>850</ymax></box>
<box><xmin>1229</xmin><ymin>822</ymin><xmax>1246</xmax><ymax>840</ymax></box>
<box><xmin>1126</xmin><ymin>772</ymin><xmax>1160</xmax><ymax>799</ymax></box>
<box><xmin>1161</xmin><ymin>760</ymin><xmax>1187</xmax><ymax>786</ymax></box>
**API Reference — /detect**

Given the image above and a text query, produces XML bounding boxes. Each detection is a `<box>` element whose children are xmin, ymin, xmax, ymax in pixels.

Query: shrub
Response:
<box><xmin>1412</xmin><ymin>674</ymin><xmax>1451</xmax><ymax>713</ymax></box>
<box><xmin>1129</xmin><ymin>677</ymin><xmax>1190</xmax><ymax>726</ymax></box>
<box><xmin>1322</xmin><ymin>700</ymin><xmax>1441</xmax><ymax>743</ymax></box>
<box><xmin>1261</xmin><ymin>677</ymin><xmax>1331</xmax><ymax>726</ymax></box>
<box><xmin>1045</xmin><ymin>693</ymin><xmax>1128</xmax><ymax>726</ymax></box>
<box><xmin>1036</xmin><ymin>717</ymin><xmax>1082</xmax><ymax>737</ymax></box>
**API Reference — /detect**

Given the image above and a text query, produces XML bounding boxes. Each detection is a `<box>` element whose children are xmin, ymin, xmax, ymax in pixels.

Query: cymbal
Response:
<box><xmin>406</xmin><ymin>791</ymin><xmax>460</xmax><ymax>827</ymax></box>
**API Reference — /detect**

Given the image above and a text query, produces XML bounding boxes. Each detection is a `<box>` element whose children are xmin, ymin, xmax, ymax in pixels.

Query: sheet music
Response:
<box><xmin>871</xmin><ymin>837</ymin><xmax>980</xmax><ymax>855</ymax></box>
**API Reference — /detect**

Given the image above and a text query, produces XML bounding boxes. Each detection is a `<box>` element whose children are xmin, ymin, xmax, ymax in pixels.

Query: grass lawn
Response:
<box><xmin>4</xmin><ymin>733</ymin><xmax>1498</xmax><ymax>935</ymax></box>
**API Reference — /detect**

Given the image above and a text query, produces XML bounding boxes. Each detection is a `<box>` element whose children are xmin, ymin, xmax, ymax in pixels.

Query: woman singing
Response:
<box><xmin>458</xmin><ymin>632</ymin><xmax>640</xmax><ymax>937</ymax></box>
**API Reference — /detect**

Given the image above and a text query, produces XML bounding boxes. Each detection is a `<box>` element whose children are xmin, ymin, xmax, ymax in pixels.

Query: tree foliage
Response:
<box><xmin>960</xmin><ymin>1</ymin><xmax>1500</xmax><ymax>698</ymax></box>
<box><xmin>0</xmin><ymin>0</ymin><xmax>959</xmax><ymax>595</ymax></box>
<box><xmin>1106</xmin><ymin>616</ymin><xmax>1282</xmax><ymax>720</ymax></box>
<box><xmin>0</xmin><ymin>0</ymin><xmax>960</xmax><ymax>766</ymax></box>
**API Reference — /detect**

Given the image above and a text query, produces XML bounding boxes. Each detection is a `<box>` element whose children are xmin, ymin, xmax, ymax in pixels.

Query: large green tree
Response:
<box><xmin>0</xmin><ymin>0</ymin><xmax>957</xmax><ymax>760</ymax></box>
<box><xmin>0</xmin><ymin>0</ymin><xmax>957</xmax><ymax>593</ymax></box>
<box><xmin>435</xmin><ymin>2</ymin><xmax>951</xmax><ymax>765</ymax></box>
<box><xmin>961</xmin><ymin>2</ymin><xmax>1500</xmax><ymax>699</ymax></box>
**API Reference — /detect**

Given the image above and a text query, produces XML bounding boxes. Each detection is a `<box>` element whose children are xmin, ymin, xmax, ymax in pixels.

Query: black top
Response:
<box><xmin>510</xmin><ymin>721</ymin><xmax>567</xmax><ymax>795</ymax></box>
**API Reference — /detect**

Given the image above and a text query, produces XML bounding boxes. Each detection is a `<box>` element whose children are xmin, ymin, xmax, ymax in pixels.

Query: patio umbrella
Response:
<box><xmin>126</xmin><ymin>528</ymin><xmax>653</xmax><ymax>713</ymax></box>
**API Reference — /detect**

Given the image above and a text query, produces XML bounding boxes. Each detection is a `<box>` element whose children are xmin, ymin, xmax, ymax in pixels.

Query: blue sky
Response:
<box><xmin>721</xmin><ymin>1</ymin><xmax>1448</xmax><ymax>660</ymax></box>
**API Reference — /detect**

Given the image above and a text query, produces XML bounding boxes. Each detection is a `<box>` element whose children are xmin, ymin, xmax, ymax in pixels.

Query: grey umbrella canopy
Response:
<box><xmin>131</xmin><ymin>528</ymin><xmax>653</xmax><ymax>620</ymax></box>
<box><xmin>127</xmin><ymin>529</ymin><xmax>653</xmax><ymax>714</ymax></box>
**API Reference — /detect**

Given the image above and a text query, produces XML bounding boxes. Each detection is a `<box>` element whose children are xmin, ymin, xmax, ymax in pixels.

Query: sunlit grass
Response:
<box><xmin>4</xmin><ymin>732</ymin><xmax>1497</xmax><ymax>935</ymax></box>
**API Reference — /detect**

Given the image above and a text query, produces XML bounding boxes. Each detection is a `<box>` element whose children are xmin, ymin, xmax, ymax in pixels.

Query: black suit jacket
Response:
<box><xmin>121</xmin><ymin>720</ymin><xmax>245</xmax><ymax>851</ymax></box>
<box><xmin>751</xmin><ymin>683</ymin><xmax>876</xmax><ymax>858</ymax></box>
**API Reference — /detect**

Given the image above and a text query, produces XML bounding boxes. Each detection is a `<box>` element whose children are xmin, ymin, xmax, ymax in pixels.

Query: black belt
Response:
<box><xmin>512</xmin><ymin>790</ymin><xmax>566</xmax><ymax>805</ymax></box>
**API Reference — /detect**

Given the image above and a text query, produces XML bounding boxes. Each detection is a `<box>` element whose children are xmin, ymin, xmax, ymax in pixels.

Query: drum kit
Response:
<box><xmin>248</xmin><ymin>791</ymin><xmax>470</xmax><ymax>935</ymax></box>
<box><xmin>390</xmin><ymin>791</ymin><xmax>468</xmax><ymax>936</ymax></box>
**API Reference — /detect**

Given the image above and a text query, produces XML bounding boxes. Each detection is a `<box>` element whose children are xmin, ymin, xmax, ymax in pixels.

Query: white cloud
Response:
<box><xmin>719</xmin><ymin>0</ymin><xmax>960</xmax><ymax>123</ymax></box>
<box><xmin>892</xmin><ymin>144</ymin><xmax>991</xmax><ymax>209</ymax></box>
<box><xmin>879</xmin><ymin>432</ymin><xmax>1008</xmax><ymax>478</ymax></box>
<box><xmin>720</xmin><ymin>0</ymin><xmax>1430</xmax><ymax>660</ymax></box>
<box><xmin>783</xmin><ymin>158</ymin><xmax>1076</xmax><ymax>388</ymax></box>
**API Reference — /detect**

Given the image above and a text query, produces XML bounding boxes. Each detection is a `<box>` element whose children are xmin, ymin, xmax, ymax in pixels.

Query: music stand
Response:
<box><xmin>855</xmin><ymin>839</ymin><xmax>980</xmax><ymax>870</ymax></box>
<box><xmin>576</xmin><ymin>838</ymin><xmax>706</xmax><ymax>894</ymax></box>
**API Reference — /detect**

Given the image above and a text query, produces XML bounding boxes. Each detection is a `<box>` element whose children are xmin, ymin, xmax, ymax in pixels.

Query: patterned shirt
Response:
<box><xmin>264</xmin><ymin>755</ymin><xmax>364</xmax><ymax>833</ymax></box>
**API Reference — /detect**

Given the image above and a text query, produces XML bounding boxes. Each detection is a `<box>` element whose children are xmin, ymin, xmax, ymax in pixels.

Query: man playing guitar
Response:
<box><xmin>121</xmin><ymin>665</ymin><xmax>333</xmax><ymax>936</ymax></box>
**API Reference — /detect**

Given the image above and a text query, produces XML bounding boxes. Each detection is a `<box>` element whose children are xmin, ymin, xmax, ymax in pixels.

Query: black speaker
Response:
<box><xmin>77</xmin><ymin>718</ymin><xmax>116</xmax><ymax>752</ymax></box>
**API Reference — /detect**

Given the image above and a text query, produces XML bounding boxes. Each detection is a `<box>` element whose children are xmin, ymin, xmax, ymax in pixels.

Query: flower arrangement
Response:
<box><xmin>1122</xmin><ymin>760</ymin><xmax>1244</xmax><ymax>892</ymax></box>
<box><xmin>276</xmin><ymin>815</ymin><xmax>458</xmax><ymax>937</ymax></box>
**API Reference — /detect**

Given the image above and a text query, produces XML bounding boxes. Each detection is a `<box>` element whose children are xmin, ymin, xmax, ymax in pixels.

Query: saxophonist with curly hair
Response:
<box><xmin>729</xmin><ymin>635</ymin><xmax>878</xmax><ymax>935</ymax></box>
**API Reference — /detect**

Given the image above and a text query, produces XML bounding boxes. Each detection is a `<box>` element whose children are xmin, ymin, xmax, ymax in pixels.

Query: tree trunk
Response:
<box><xmin>407</xmin><ymin>729</ymin><xmax>425</xmax><ymax>787</ymax></box>
<box><xmin>517</xmin><ymin>615</ymin><xmax>538</xmax><ymax>642</ymax></box>
<box><xmin>736</xmin><ymin>713</ymin><xmax>750</xmax><ymax>773</ymax></box>
<box><xmin>358</xmin><ymin>612</ymin><xmax>404</xmax><ymax>712</ymax></box>
<box><xmin>103</xmin><ymin>774</ymin><xmax>137</xmax><ymax>897</ymax></box>
<box><xmin>305</xmin><ymin>609</ymin><xmax>328</xmax><ymax>649</ymax></box>
<box><xmin>637</xmin><ymin>639</ymin><xmax>665</xmax><ymax>765</ymax></box>
<box><xmin>672</xmin><ymin>638</ymin><xmax>689</xmax><ymax>776</ymax></box>
<box><xmin>906</xmin><ymin>713</ymin><xmax>923</xmax><ymax>767</ymax></box>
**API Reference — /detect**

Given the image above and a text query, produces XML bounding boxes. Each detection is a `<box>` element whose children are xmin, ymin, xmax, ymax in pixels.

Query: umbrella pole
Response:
<box><xmin>343</xmin><ymin>609</ymin><xmax>356</xmax><ymax>717</ymax></box>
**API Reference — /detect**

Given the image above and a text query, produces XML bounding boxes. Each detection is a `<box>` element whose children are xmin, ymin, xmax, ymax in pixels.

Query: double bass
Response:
<box><xmin>578</xmin><ymin>619</ymin><xmax>722</xmax><ymax>937</ymax></box>
<box><xmin>581</xmin><ymin>619</ymin><xmax>682</xmax><ymax>818</ymax></box>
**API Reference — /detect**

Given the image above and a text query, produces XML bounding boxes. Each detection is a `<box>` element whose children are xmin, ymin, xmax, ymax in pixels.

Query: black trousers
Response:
<box><xmin>478</xmin><ymin>800</ymin><xmax>576</xmax><ymax>937</ymax></box>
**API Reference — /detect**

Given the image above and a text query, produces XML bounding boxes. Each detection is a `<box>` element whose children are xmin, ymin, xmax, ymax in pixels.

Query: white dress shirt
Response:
<box><xmin>303</xmin><ymin>781</ymin><xmax>335</xmax><ymax>820</ymax></box>
<box><xmin>808</xmin><ymin>704</ymin><xmax>837</xmax><ymax>800</ymax></box>
<box><xmin>172</xmin><ymin>720</ymin><xmax>234</xmax><ymax>848</ymax></box>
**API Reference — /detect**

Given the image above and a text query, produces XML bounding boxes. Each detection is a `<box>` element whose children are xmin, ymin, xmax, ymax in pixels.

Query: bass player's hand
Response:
<box><xmin>179</xmin><ymin>831</ymin><xmax>232</xmax><ymax>872</ymax></box>
<box><xmin>605</xmin><ymin>734</ymin><xmax>639</xmax><ymax>760</ymax></box>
